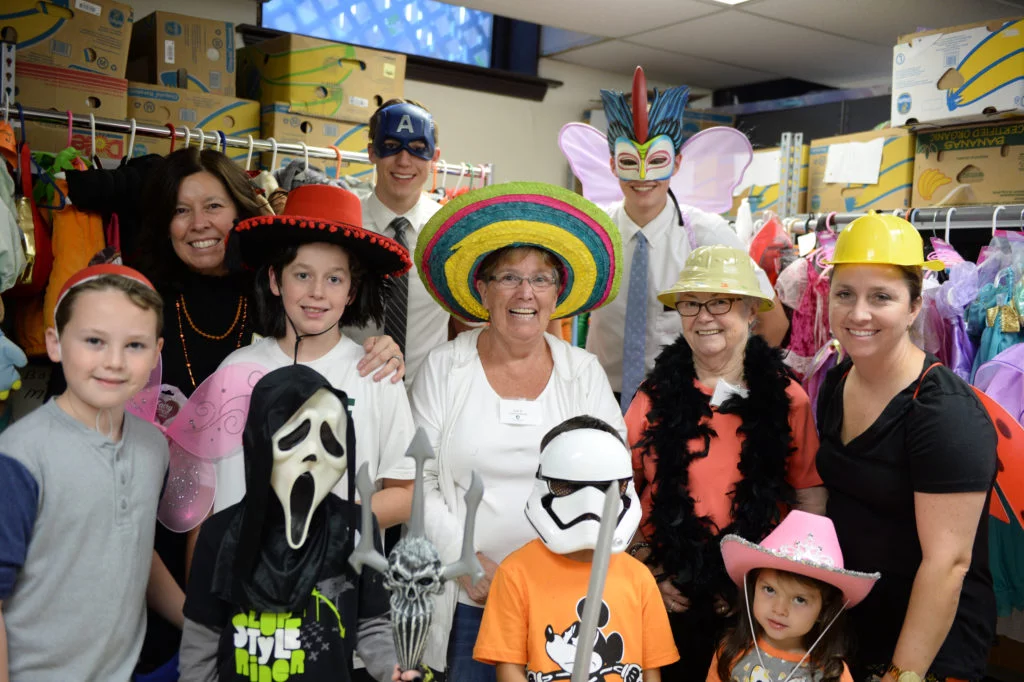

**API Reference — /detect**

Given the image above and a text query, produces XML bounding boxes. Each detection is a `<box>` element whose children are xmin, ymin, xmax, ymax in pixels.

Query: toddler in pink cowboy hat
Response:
<box><xmin>709</xmin><ymin>511</ymin><xmax>880</xmax><ymax>682</ymax></box>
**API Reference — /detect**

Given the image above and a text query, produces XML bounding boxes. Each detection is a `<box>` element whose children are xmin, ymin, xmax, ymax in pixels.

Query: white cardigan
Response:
<box><xmin>408</xmin><ymin>328</ymin><xmax>625</xmax><ymax>671</ymax></box>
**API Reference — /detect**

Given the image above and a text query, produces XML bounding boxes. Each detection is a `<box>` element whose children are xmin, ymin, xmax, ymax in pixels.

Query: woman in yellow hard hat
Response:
<box><xmin>815</xmin><ymin>213</ymin><xmax>997</xmax><ymax>682</ymax></box>
<box><xmin>623</xmin><ymin>244</ymin><xmax>825</xmax><ymax>682</ymax></box>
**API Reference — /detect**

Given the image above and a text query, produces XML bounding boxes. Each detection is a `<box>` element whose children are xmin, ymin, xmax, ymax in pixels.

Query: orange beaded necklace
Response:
<box><xmin>175</xmin><ymin>294</ymin><xmax>248</xmax><ymax>388</ymax></box>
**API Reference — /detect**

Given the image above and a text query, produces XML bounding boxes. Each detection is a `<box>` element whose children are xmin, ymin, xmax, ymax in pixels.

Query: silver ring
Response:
<box><xmin>389</xmin><ymin>355</ymin><xmax>403</xmax><ymax>364</ymax></box>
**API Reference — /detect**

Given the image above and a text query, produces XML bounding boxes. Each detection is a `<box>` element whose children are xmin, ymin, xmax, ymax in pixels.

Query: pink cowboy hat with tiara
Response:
<box><xmin>721</xmin><ymin>511</ymin><xmax>880</xmax><ymax>606</ymax></box>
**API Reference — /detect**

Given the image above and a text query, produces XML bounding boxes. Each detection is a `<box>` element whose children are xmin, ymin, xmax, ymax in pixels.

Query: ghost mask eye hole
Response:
<box><xmin>417</xmin><ymin>577</ymin><xmax>435</xmax><ymax>586</ymax></box>
<box><xmin>320</xmin><ymin>422</ymin><xmax>344</xmax><ymax>458</ymax></box>
<box><xmin>278</xmin><ymin>420</ymin><xmax>311</xmax><ymax>450</ymax></box>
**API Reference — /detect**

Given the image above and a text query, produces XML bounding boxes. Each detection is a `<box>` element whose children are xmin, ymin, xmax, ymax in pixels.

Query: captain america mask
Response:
<box><xmin>371</xmin><ymin>103</ymin><xmax>436</xmax><ymax>161</ymax></box>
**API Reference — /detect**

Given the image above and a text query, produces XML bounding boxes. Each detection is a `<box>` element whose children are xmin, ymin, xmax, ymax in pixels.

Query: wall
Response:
<box><xmin>407</xmin><ymin>59</ymin><xmax>700</xmax><ymax>187</ymax></box>
<box><xmin>123</xmin><ymin>0</ymin><xmax>705</xmax><ymax>187</ymax></box>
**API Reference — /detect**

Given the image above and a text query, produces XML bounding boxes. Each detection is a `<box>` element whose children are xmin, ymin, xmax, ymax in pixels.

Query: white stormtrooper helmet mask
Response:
<box><xmin>270</xmin><ymin>387</ymin><xmax>349</xmax><ymax>549</ymax></box>
<box><xmin>525</xmin><ymin>426</ymin><xmax>641</xmax><ymax>555</ymax></box>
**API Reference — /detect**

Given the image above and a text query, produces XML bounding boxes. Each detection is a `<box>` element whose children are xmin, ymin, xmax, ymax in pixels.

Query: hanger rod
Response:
<box><xmin>780</xmin><ymin>205</ymin><xmax>1024</xmax><ymax>234</ymax></box>
<box><xmin>9</xmin><ymin>104</ymin><xmax>491</xmax><ymax>179</ymax></box>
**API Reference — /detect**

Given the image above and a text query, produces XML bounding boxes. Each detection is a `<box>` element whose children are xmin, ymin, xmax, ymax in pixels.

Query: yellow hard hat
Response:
<box><xmin>657</xmin><ymin>245</ymin><xmax>775</xmax><ymax>311</ymax></box>
<box><xmin>826</xmin><ymin>213</ymin><xmax>944</xmax><ymax>271</ymax></box>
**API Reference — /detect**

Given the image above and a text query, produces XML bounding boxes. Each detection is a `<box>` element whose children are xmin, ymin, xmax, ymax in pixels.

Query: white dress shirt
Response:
<box><xmin>345</xmin><ymin>192</ymin><xmax>449</xmax><ymax>386</ymax></box>
<box><xmin>586</xmin><ymin>199</ymin><xmax>744</xmax><ymax>392</ymax></box>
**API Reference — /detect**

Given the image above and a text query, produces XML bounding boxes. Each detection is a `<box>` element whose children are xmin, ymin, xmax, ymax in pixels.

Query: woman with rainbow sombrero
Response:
<box><xmin>407</xmin><ymin>182</ymin><xmax>626</xmax><ymax>682</ymax></box>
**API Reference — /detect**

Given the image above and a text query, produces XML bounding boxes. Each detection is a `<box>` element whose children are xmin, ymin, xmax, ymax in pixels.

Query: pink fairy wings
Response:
<box><xmin>558</xmin><ymin>122</ymin><xmax>753</xmax><ymax>214</ymax></box>
<box><xmin>127</xmin><ymin>361</ymin><xmax>267</xmax><ymax>532</ymax></box>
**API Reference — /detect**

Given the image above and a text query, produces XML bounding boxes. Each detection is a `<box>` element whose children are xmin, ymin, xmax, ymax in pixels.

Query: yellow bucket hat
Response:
<box><xmin>657</xmin><ymin>245</ymin><xmax>774</xmax><ymax>311</ymax></box>
<box><xmin>825</xmin><ymin>213</ymin><xmax>944</xmax><ymax>271</ymax></box>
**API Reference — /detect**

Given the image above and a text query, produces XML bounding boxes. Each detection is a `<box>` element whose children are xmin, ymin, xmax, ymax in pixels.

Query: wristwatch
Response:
<box><xmin>887</xmin><ymin>662</ymin><xmax>922</xmax><ymax>682</ymax></box>
<box><xmin>627</xmin><ymin>542</ymin><xmax>650</xmax><ymax>558</ymax></box>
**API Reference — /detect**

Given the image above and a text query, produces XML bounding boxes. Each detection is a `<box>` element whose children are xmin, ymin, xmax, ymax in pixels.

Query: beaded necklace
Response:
<box><xmin>175</xmin><ymin>294</ymin><xmax>249</xmax><ymax>388</ymax></box>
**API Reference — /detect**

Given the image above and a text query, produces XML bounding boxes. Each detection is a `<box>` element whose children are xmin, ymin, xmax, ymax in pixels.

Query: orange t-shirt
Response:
<box><xmin>474</xmin><ymin>539</ymin><xmax>679</xmax><ymax>678</ymax></box>
<box><xmin>626</xmin><ymin>378</ymin><xmax>822</xmax><ymax>536</ymax></box>
<box><xmin>706</xmin><ymin>639</ymin><xmax>854</xmax><ymax>682</ymax></box>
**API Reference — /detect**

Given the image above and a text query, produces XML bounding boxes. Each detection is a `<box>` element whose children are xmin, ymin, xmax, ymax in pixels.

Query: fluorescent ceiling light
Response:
<box><xmin>706</xmin><ymin>0</ymin><xmax>753</xmax><ymax>5</ymax></box>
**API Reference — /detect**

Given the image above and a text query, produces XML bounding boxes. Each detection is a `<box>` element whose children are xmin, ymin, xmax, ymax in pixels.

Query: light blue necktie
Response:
<box><xmin>620</xmin><ymin>230</ymin><xmax>648</xmax><ymax>413</ymax></box>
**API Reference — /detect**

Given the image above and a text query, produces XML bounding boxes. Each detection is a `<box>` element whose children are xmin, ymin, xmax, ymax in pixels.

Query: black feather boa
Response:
<box><xmin>636</xmin><ymin>334</ymin><xmax>797</xmax><ymax>606</ymax></box>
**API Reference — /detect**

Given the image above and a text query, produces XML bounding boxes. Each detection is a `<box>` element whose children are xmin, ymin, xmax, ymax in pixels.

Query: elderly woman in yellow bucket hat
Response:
<box><xmin>624</xmin><ymin>244</ymin><xmax>825</xmax><ymax>681</ymax></box>
<box><xmin>814</xmin><ymin>213</ymin><xmax>997</xmax><ymax>682</ymax></box>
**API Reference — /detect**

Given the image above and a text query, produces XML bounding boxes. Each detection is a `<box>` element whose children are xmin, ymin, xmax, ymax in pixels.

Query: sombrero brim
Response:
<box><xmin>720</xmin><ymin>534</ymin><xmax>880</xmax><ymax>607</ymax></box>
<box><xmin>233</xmin><ymin>214</ymin><xmax>412</xmax><ymax>279</ymax></box>
<box><xmin>415</xmin><ymin>182</ymin><xmax>622</xmax><ymax>323</ymax></box>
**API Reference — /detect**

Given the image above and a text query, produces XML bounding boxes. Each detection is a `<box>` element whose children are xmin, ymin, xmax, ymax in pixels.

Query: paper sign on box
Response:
<box><xmin>728</xmin><ymin>146</ymin><xmax>808</xmax><ymax>217</ymax></box>
<box><xmin>808</xmin><ymin>128</ymin><xmax>914</xmax><ymax>212</ymax></box>
<box><xmin>824</xmin><ymin>138</ymin><xmax>885</xmax><ymax>185</ymax></box>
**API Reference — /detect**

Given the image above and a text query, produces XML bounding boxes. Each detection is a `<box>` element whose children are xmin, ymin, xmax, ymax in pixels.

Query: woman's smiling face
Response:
<box><xmin>828</xmin><ymin>264</ymin><xmax>921</xmax><ymax>361</ymax></box>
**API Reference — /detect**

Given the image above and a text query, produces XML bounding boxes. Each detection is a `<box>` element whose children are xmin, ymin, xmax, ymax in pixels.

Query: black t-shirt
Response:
<box><xmin>185</xmin><ymin>502</ymin><xmax>390</xmax><ymax>682</ymax></box>
<box><xmin>816</xmin><ymin>355</ymin><xmax>997</xmax><ymax>679</ymax></box>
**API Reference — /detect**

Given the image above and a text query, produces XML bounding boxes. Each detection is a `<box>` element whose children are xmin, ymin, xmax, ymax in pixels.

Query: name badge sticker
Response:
<box><xmin>499</xmin><ymin>398</ymin><xmax>542</xmax><ymax>426</ymax></box>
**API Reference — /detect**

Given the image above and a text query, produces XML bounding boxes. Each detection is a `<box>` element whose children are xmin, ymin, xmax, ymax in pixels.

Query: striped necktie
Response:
<box><xmin>384</xmin><ymin>217</ymin><xmax>411</xmax><ymax>356</ymax></box>
<box><xmin>620</xmin><ymin>230</ymin><xmax>648</xmax><ymax>413</ymax></box>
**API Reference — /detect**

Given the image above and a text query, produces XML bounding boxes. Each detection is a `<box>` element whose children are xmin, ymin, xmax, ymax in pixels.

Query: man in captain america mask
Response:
<box><xmin>346</xmin><ymin>100</ymin><xmax>456</xmax><ymax>390</ymax></box>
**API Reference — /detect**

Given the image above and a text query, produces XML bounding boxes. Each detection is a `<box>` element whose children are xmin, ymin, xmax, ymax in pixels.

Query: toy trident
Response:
<box><xmin>349</xmin><ymin>428</ymin><xmax>485</xmax><ymax>674</ymax></box>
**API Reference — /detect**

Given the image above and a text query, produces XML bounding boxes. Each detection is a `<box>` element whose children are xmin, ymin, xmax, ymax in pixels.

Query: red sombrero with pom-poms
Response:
<box><xmin>232</xmin><ymin>184</ymin><xmax>411</xmax><ymax>279</ymax></box>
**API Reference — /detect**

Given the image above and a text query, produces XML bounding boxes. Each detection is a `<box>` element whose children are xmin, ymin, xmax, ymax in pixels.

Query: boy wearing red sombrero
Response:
<box><xmin>209</xmin><ymin>183</ymin><xmax>419</xmax><ymax>536</ymax></box>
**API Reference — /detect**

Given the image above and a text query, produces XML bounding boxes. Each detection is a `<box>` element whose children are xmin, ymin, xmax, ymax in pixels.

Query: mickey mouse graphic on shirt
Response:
<box><xmin>527</xmin><ymin>597</ymin><xmax>642</xmax><ymax>682</ymax></box>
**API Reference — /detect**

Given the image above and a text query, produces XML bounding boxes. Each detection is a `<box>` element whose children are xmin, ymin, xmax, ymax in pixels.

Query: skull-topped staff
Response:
<box><xmin>349</xmin><ymin>427</ymin><xmax>485</xmax><ymax>674</ymax></box>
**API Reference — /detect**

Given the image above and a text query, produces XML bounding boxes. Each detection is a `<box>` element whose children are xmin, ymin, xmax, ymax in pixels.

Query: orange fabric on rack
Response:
<box><xmin>42</xmin><ymin>179</ymin><xmax>106</xmax><ymax>328</ymax></box>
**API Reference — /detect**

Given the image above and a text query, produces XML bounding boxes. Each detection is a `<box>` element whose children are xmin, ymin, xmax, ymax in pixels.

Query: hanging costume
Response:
<box><xmin>181</xmin><ymin>364</ymin><xmax>396</xmax><ymax>682</ymax></box>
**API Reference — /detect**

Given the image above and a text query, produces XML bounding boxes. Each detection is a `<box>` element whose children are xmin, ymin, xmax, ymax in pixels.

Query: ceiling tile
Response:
<box><xmin>552</xmin><ymin>40</ymin><xmax>779</xmax><ymax>89</ymax></box>
<box><xmin>743</xmin><ymin>0</ymin><xmax>1024</xmax><ymax>46</ymax></box>
<box><xmin>451</xmin><ymin>0</ymin><xmax>724</xmax><ymax>38</ymax></box>
<box><xmin>637</xmin><ymin>11</ymin><xmax>892</xmax><ymax>86</ymax></box>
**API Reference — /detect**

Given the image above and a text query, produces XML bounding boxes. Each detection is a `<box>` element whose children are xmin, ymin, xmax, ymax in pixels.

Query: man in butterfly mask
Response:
<box><xmin>346</xmin><ymin>99</ymin><xmax>456</xmax><ymax>389</ymax></box>
<box><xmin>180</xmin><ymin>364</ymin><xmax>399</xmax><ymax>682</ymax></box>
<box><xmin>561</xmin><ymin>66</ymin><xmax>786</xmax><ymax>412</ymax></box>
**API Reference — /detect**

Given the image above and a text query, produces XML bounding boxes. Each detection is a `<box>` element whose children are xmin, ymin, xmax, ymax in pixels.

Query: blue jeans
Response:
<box><xmin>448</xmin><ymin>603</ymin><xmax>497</xmax><ymax>682</ymax></box>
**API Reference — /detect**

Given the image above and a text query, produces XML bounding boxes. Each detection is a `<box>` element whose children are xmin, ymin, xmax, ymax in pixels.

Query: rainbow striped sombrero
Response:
<box><xmin>416</xmin><ymin>182</ymin><xmax>622</xmax><ymax>323</ymax></box>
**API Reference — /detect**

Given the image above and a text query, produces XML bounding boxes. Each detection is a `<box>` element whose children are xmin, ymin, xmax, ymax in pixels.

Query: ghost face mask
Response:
<box><xmin>371</xmin><ymin>103</ymin><xmax>436</xmax><ymax>162</ymax></box>
<box><xmin>270</xmin><ymin>387</ymin><xmax>349</xmax><ymax>549</ymax></box>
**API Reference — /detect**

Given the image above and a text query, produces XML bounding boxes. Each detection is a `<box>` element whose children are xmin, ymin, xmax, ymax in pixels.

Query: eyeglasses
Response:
<box><xmin>676</xmin><ymin>297</ymin><xmax>742</xmax><ymax>317</ymax></box>
<box><xmin>489</xmin><ymin>272</ymin><xmax>559</xmax><ymax>290</ymax></box>
<box><xmin>547</xmin><ymin>479</ymin><xmax>630</xmax><ymax>497</ymax></box>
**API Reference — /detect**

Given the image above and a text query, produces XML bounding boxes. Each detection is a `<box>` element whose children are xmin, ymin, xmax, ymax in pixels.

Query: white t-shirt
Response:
<box><xmin>212</xmin><ymin>335</ymin><xmax>416</xmax><ymax>513</ymax></box>
<box><xmin>345</xmin><ymin>192</ymin><xmax>448</xmax><ymax>387</ymax></box>
<box><xmin>587</xmin><ymin>199</ymin><xmax>744</xmax><ymax>392</ymax></box>
<box><xmin>410</xmin><ymin>329</ymin><xmax>626</xmax><ymax>608</ymax></box>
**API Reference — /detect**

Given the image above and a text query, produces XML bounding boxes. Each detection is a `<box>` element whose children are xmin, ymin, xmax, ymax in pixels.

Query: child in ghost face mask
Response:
<box><xmin>181</xmin><ymin>364</ymin><xmax>398</xmax><ymax>682</ymax></box>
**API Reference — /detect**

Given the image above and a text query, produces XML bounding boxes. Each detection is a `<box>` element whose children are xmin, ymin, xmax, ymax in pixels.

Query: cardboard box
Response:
<box><xmin>127</xmin><ymin>11</ymin><xmax>235</xmax><ymax>96</ymax></box>
<box><xmin>913</xmin><ymin>120</ymin><xmax>1024</xmax><ymax>206</ymax></box>
<box><xmin>14</xmin><ymin>62</ymin><xmax>128</xmax><ymax>161</ymax></box>
<box><xmin>127</xmin><ymin>83</ymin><xmax>258</xmax><ymax>162</ymax></box>
<box><xmin>239</xmin><ymin>35</ymin><xmax>405</xmax><ymax>123</ymax></box>
<box><xmin>808</xmin><ymin>128</ymin><xmax>915</xmax><ymax>212</ymax></box>
<box><xmin>260</xmin><ymin>105</ymin><xmax>372</xmax><ymax>179</ymax></box>
<box><xmin>729</xmin><ymin>145</ymin><xmax>809</xmax><ymax>216</ymax></box>
<box><xmin>891</xmin><ymin>17</ymin><xmax>1024</xmax><ymax>127</ymax></box>
<box><xmin>5</xmin><ymin>0</ymin><xmax>133</xmax><ymax>75</ymax></box>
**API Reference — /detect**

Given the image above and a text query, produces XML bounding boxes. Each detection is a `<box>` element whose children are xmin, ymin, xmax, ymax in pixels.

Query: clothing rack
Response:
<box><xmin>6</xmin><ymin>103</ymin><xmax>494</xmax><ymax>183</ymax></box>
<box><xmin>784</xmin><ymin>204</ymin><xmax>1024</xmax><ymax>237</ymax></box>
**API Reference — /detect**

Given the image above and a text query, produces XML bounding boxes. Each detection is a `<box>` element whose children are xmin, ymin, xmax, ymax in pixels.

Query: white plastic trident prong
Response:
<box><xmin>348</xmin><ymin>427</ymin><xmax>485</xmax><ymax>585</ymax></box>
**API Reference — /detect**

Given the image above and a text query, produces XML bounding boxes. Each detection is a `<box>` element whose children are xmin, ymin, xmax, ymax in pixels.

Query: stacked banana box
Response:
<box><xmin>892</xmin><ymin>17</ymin><xmax>1024</xmax><ymax>207</ymax></box>
<box><xmin>4</xmin><ymin>0</ymin><xmax>133</xmax><ymax>161</ymax></box>
<box><xmin>237</xmin><ymin>34</ymin><xmax>406</xmax><ymax>178</ymax></box>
